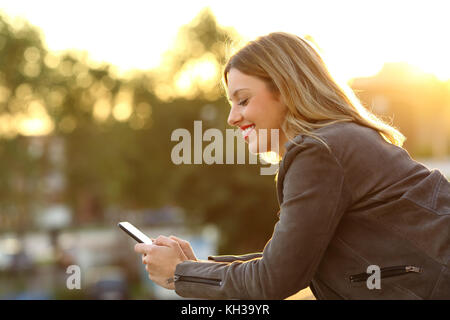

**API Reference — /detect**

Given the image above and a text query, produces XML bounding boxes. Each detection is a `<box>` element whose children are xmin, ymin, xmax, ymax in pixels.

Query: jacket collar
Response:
<box><xmin>283</xmin><ymin>119</ymin><xmax>335</xmax><ymax>154</ymax></box>
<box><xmin>276</xmin><ymin>120</ymin><xmax>334</xmax><ymax>205</ymax></box>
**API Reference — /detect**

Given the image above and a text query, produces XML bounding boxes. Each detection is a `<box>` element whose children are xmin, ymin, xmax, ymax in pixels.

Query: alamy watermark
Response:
<box><xmin>366</xmin><ymin>265</ymin><xmax>381</xmax><ymax>290</ymax></box>
<box><xmin>66</xmin><ymin>264</ymin><xmax>81</xmax><ymax>290</ymax></box>
<box><xmin>170</xmin><ymin>121</ymin><xmax>280</xmax><ymax>175</ymax></box>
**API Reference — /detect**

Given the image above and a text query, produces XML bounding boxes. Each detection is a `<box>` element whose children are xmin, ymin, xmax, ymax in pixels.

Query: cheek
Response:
<box><xmin>242</xmin><ymin>103</ymin><xmax>260</xmax><ymax>122</ymax></box>
<box><xmin>269</xmin><ymin>103</ymin><xmax>287</xmax><ymax>128</ymax></box>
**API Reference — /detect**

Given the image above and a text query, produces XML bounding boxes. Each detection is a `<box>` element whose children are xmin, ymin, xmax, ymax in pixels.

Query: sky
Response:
<box><xmin>1</xmin><ymin>0</ymin><xmax>450</xmax><ymax>81</ymax></box>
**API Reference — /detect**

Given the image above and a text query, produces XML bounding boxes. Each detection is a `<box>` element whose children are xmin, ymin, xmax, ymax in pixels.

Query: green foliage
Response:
<box><xmin>0</xmin><ymin>10</ymin><xmax>277</xmax><ymax>254</ymax></box>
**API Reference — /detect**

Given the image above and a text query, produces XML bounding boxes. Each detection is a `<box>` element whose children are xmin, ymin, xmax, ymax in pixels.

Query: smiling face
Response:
<box><xmin>226</xmin><ymin>68</ymin><xmax>288</xmax><ymax>156</ymax></box>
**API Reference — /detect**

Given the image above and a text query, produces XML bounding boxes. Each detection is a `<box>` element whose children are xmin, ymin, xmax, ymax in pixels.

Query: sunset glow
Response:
<box><xmin>1</xmin><ymin>0</ymin><xmax>448</xmax><ymax>81</ymax></box>
<box><xmin>0</xmin><ymin>0</ymin><xmax>449</xmax><ymax>137</ymax></box>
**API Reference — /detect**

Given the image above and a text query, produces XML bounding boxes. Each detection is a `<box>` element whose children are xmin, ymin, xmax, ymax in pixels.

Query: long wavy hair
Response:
<box><xmin>222</xmin><ymin>32</ymin><xmax>405</xmax><ymax>153</ymax></box>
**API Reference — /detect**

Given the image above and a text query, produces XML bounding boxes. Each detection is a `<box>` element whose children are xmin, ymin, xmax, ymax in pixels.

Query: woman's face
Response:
<box><xmin>226</xmin><ymin>68</ymin><xmax>288</xmax><ymax>155</ymax></box>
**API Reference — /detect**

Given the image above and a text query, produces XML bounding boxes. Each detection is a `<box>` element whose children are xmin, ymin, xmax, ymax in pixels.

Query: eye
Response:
<box><xmin>238</xmin><ymin>98</ymin><xmax>249</xmax><ymax>106</ymax></box>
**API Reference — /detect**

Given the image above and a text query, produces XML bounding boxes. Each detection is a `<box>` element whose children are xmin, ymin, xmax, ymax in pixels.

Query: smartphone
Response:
<box><xmin>118</xmin><ymin>221</ymin><xmax>153</xmax><ymax>244</ymax></box>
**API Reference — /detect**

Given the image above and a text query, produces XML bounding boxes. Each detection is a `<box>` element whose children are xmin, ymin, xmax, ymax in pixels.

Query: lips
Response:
<box><xmin>240</xmin><ymin>124</ymin><xmax>256</xmax><ymax>139</ymax></box>
<box><xmin>240</xmin><ymin>124</ymin><xmax>254</xmax><ymax>130</ymax></box>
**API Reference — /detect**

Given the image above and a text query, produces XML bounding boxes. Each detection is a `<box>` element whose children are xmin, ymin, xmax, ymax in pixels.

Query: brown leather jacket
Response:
<box><xmin>174</xmin><ymin>121</ymin><xmax>450</xmax><ymax>299</ymax></box>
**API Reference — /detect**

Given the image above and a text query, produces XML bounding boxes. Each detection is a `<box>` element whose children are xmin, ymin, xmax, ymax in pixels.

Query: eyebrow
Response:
<box><xmin>228</xmin><ymin>88</ymin><xmax>249</xmax><ymax>101</ymax></box>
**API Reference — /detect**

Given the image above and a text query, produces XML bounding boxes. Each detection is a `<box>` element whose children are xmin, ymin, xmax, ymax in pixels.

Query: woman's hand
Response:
<box><xmin>168</xmin><ymin>235</ymin><xmax>197</xmax><ymax>261</ymax></box>
<box><xmin>134</xmin><ymin>235</ymin><xmax>188</xmax><ymax>290</ymax></box>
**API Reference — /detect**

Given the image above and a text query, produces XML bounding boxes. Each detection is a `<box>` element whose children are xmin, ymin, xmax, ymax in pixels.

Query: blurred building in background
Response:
<box><xmin>352</xmin><ymin>62</ymin><xmax>450</xmax><ymax>159</ymax></box>
<box><xmin>0</xmin><ymin>204</ymin><xmax>219</xmax><ymax>299</ymax></box>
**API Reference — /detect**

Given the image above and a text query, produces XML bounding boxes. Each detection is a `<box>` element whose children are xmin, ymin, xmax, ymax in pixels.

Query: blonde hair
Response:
<box><xmin>223</xmin><ymin>32</ymin><xmax>405</xmax><ymax>152</ymax></box>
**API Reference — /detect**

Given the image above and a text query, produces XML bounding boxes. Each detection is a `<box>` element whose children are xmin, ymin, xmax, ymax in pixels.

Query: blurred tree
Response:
<box><xmin>148</xmin><ymin>7</ymin><xmax>240</xmax><ymax>102</ymax></box>
<box><xmin>0</xmin><ymin>10</ymin><xmax>279</xmax><ymax>254</ymax></box>
<box><xmin>0</xmin><ymin>14</ymin><xmax>50</xmax><ymax>231</ymax></box>
<box><xmin>142</xmin><ymin>8</ymin><xmax>280</xmax><ymax>253</ymax></box>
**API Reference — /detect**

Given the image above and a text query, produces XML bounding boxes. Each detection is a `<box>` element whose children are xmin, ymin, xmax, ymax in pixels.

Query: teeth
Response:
<box><xmin>241</xmin><ymin>125</ymin><xmax>255</xmax><ymax>137</ymax></box>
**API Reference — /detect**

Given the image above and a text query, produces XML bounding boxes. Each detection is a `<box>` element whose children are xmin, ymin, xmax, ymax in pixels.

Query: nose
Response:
<box><xmin>227</xmin><ymin>105</ymin><xmax>243</xmax><ymax>127</ymax></box>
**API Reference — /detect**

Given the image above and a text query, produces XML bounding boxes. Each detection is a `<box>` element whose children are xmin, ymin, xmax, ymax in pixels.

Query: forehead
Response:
<box><xmin>226</xmin><ymin>68</ymin><xmax>266</xmax><ymax>98</ymax></box>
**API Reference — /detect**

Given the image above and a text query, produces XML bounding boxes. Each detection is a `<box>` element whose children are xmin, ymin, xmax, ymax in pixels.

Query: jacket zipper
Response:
<box><xmin>173</xmin><ymin>275</ymin><xmax>222</xmax><ymax>286</ymax></box>
<box><xmin>349</xmin><ymin>265</ymin><xmax>422</xmax><ymax>283</ymax></box>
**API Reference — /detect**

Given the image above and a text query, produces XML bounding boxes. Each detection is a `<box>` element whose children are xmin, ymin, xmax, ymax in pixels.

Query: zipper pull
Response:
<box><xmin>406</xmin><ymin>266</ymin><xmax>422</xmax><ymax>273</ymax></box>
<box><xmin>167</xmin><ymin>275</ymin><xmax>180</xmax><ymax>284</ymax></box>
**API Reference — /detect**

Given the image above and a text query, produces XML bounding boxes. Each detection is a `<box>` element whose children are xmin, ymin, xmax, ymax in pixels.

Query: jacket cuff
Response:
<box><xmin>174</xmin><ymin>260</ymin><xmax>230</xmax><ymax>299</ymax></box>
<box><xmin>207</xmin><ymin>253</ymin><xmax>262</xmax><ymax>263</ymax></box>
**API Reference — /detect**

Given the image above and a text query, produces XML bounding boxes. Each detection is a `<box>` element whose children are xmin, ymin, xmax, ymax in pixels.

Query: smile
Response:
<box><xmin>241</xmin><ymin>124</ymin><xmax>256</xmax><ymax>139</ymax></box>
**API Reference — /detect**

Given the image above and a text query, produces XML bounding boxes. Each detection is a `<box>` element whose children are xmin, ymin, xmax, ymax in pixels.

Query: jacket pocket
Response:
<box><xmin>173</xmin><ymin>274</ymin><xmax>222</xmax><ymax>286</ymax></box>
<box><xmin>349</xmin><ymin>265</ymin><xmax>422</xmax><ymax>283</ymax></box>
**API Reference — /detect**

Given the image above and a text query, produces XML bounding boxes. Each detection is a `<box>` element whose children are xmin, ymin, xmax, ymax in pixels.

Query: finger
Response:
<box><xmin>152</xmin><ymin>237</ymin><xmax>188</xmax><ymax>261</ymax></box>
<box><xmin>170</xmin><ymin>236</ymin><xmax>190</xmax><ymax>251</ymax></box>
<box><xmin>170</xmin><ymin>236</ymin><xmax>196</xmax><ymax>260</ymax></box>
<box><xmin>134</xmin><ymin>243</ymin><xmax>153</xmax><ymax>254</ymax></box>
<box><xmin>169</xmin><ymin>235</ymin><xmax>185</xmax><ymax>246</ymax></box>
<box><xmin>154</xmin><ymin>235</ymin><xmax>176</xmax><ymax>247</ymax></box>
<box><xmin>143</xmin><ymin>254</ymin><xmax>154</xmax><ymax>266</ymax></box>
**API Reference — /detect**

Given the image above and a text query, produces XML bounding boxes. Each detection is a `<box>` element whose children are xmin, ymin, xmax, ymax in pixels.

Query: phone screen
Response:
<box><xmin>118</xmin><ymin>222</ymin><xmax>153</xmax><ymax>244</ymax></box>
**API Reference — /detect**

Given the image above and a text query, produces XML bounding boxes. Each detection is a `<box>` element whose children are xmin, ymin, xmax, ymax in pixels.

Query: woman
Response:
<box><xmin>135</xmin><ymin>32</ymin><xmax>450</xmax><ymax>299</ymax></box>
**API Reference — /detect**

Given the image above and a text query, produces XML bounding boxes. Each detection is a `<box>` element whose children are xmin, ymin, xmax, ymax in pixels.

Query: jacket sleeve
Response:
<box><xmin>207</xmin><ymin>253</ymin><xmax>263</xmax><ymax>263</ymax></box>
<box><xmin>174</xmin><ymin>140</ymin><xmax>352</xmax><ymax>299</ymax></box>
